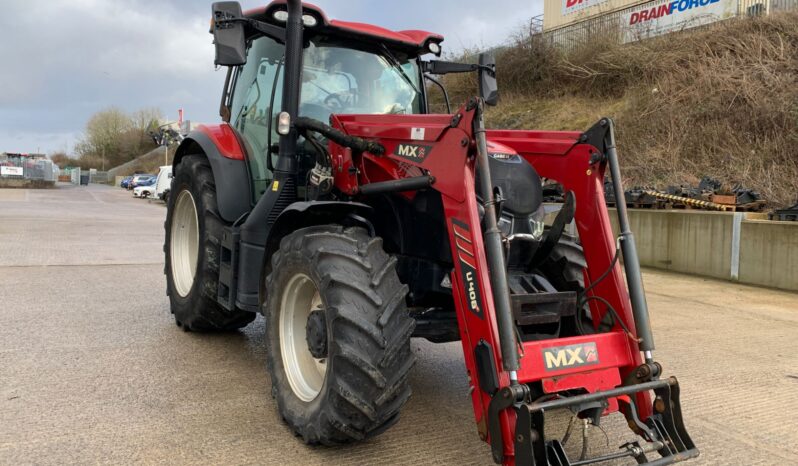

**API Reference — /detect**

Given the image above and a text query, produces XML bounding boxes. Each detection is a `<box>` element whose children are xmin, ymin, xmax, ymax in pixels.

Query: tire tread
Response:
<box><xmin>265</xmin><ymin>226</ymin><xmax>415</xmax><ymax>445</ymax></box>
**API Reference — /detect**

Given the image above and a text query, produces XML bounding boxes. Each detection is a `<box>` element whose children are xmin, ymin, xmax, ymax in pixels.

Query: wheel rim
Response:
<box><xmin>279</xmin><ymin>273</ymin><xmax>328</xmax><ymax>402</ymax></box>
<box><xmin>170</xmin><ymin>189</ymin><xmax>199</xmax><ymax>298</ymax></box>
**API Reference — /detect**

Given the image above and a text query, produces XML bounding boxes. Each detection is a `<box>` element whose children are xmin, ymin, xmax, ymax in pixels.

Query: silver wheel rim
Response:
<box><xmin>279</xmin><ymin>273</ymin><xmax>327</xmax><ymax>402</ymax></box>
<box><xmin>170</xmin><ymin>190</ymin><xmax>199</xmax><ymax>298</ymax></box>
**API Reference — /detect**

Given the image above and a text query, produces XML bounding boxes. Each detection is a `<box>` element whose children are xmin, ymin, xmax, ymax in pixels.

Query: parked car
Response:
<box><xmin>130</xmin><ymin>174</ymin><xmax>155</xmax><ymax>190</ymax></box>
<box><xmin>125</xmin><ymin>173</ymin><xmax>146</xmax><ymax>190</ymax></box>
<box><xmin>154</xmin><ymin>166</ymin><xmax>173</xmax><ymax>202</ymax></box>
<box><xmin>133</xmin><ymin>177</ymin><xmax>157</xmax><ymax>198</ymax></box>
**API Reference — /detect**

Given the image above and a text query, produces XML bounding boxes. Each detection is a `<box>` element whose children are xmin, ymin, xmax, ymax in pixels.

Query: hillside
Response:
<box><xmin>108</xmin><ymin>146</ymin><xmax>173</xmax><ymax>179</ymax></box>
<box><xmin>442</xmin><ymin>13</ymin><xmax>798</xmax><ymax>206</ymax></box>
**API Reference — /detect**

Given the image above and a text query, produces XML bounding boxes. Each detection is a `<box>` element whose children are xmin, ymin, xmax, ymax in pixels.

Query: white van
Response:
<box><xmin>154</xmin><ymin>165</ymin><xmax>173</xmax><ymax>202</ymax></box>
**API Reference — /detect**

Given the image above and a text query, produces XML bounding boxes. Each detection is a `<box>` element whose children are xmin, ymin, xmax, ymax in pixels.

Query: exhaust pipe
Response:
<box><xmin>275</xmin><ymin>0</ymin><xmax>304</xmax><ymax>176</ymax></box>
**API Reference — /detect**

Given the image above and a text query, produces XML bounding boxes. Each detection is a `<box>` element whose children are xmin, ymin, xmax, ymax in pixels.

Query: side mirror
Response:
<box><xmin>478</xmin><ymin>52</ymin><xmax>499</xmax><ymax>106</ymax></box>
<box><xmin>212</xmin><ymin>2</ymin><xmax>247</xmax><ymax>66</ymax></box>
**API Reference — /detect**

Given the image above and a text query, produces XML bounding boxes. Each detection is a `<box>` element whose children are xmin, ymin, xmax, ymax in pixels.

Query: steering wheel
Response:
<box><xmin>323</xmin><ymin>92</ymin><xmax>348</xmax><ymax>110</ymax></box>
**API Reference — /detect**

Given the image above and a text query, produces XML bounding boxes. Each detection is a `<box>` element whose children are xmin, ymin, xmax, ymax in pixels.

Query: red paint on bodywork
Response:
<box><xmin>329</xmin><ymin>20</ymin><xmax>443</xmax><ymax>48</ymax></box>
<box><xmin>519</xmin><ymin>332</ymin><xmax>633</xmax><ymax>381</ymax></box>
<box><xmin>247</xmin><ymin>2</ymin><xmax>443</xmax><ymax>52</ymax></box>
<box><xmin>197</xmin><ymin>124</ymin><xmax>245</xmax><ymax>161</ymax></box>
<box><xmin>542</xmin><ymin>367</ymin><xmax>622</xmax><ymax>415</ymax></box>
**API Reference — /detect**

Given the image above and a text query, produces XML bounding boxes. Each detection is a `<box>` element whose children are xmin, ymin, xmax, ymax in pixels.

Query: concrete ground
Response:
<box><xmin>1</xmin><ymin>183</ymin><xmax>796</xmax><ymax>465</ymax></box>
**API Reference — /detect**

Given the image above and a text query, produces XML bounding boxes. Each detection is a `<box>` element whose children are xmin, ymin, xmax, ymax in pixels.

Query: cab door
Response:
<box><xmin>229</xmin><ymin>36</ymin><xmax>285</xmax><ymax>203</ymax></box>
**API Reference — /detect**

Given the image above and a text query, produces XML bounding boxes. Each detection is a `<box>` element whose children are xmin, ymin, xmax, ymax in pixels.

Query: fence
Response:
<box><xmin>88</xmin><ymin>171</ymin><xmax>110</xmax><ymax>184</ymax></box>
<box><xmin>541</xmin><ymin>0</ymin><xmax>798</xmax><ymax>48</ymax></box>
<box><xmin>59</xmin><ymin>168</ymin><xmax>111</xmax><ymax>185</ymax></box>
<box><xmin>0</xmin><ymin>155</ymin><xmax>58</xmax><ymax>182</ymax></box>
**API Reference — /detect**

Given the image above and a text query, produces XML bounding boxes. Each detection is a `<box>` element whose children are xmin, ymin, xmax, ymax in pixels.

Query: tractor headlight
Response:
<box><xmin>272</xmin><ymin>10</ymin><xmax>319</xmax><ymax>28</ymax></box>
<box><xmin>277</xmin><ymin>112</ymin><xmax>291</xmax><ymax>136</ymax></box>
<box><xmin>273</xmin><ymin>10</ymin><xmax>288</xmax><ymax>22</ymax></box>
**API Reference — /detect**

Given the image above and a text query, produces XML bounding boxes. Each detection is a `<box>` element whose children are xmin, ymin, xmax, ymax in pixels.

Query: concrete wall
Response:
<box><xmin>606</xmin><ymin>209</ymin><xmax>798</xmax><ymax>291</ymax></box>
<box><xmin>739</xmin><ymin>220</ymin><xmax>798</xmax><ymax>290</ymax></box>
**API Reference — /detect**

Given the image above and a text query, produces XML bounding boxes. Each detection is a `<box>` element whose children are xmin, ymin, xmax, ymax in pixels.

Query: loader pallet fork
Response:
<box><xmin>488</xmin><ymin>377</ymin><xmax>698</xmax><ymax>466</ymax></box>
<box><xmin>163</xmin><ymin>2</ymin><xmax>700</xmax><ymax>465</ymax></box>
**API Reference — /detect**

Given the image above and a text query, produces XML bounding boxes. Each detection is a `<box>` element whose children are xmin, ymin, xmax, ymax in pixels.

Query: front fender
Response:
<box><xmin>173</xmin><ymin>125</ymin><xmax>251</xmax><ymax>223</ymax></box>
<box><xmin>235</xmin><ymin>200</ymin><xmax>374</xmax><ymax>313</ymax></box>
<box><xmin>265</xmin><ymin>201</ymin><xmax>374</xmax><ymax>258</ymax></box>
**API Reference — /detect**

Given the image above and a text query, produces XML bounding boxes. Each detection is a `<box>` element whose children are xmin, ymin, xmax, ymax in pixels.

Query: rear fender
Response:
<box><xmin>173</xmin><ymin>125</ymin><xmax>251</xmax><ymax>223</ymax></box>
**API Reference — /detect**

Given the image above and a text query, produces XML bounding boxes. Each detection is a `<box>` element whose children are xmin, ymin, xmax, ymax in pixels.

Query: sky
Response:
<box><xmin>0</xmin><ymin>0</ymin><xmax>541</xmax><ymax>155</ymax></box>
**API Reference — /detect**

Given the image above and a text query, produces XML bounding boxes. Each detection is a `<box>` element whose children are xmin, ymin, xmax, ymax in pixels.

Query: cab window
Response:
<box><xmin>230</xmin><ymin>36</ymin><xmax>284</xmax><ymax>202</ymax></box>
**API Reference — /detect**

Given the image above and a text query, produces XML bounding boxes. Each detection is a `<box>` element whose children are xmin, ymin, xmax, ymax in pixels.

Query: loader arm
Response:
<box><xmin>325</xmin><ymin>103</ymin><xmax>697</xmax><ymax>466</ymax></box>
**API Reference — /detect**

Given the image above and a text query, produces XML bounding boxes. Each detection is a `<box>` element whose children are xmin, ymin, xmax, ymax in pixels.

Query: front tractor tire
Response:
<box><xmin>265</xmin><ymin>226</ymin><xmax>416</xmax><ymax>444</ymax></box>
<box><xmin>538</xmin><ymin>234</ymin><xmax>611</xmax><ymax>334</ymax></box>
<box><xmin>164</xmin><ymin>154</ymin><xmax>255</xmax><ymax>331</ymax></box>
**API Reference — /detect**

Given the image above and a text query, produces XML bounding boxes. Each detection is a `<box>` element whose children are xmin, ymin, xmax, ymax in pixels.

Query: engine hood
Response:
<box><xmin>486</xmin><ymin>140</ymin><xmax>520</xmax><ymax>159</ymax></box>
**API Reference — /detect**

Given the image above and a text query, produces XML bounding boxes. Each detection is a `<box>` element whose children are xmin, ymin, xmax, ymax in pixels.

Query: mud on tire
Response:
<box><xmin>265</xmin><ymin>225</ymin><xmax>416</xmax><ymax>444</ymax></box>
<box><xmin>164</xmin><ymin>154</ymin><xmax>255</xmax><ymax>331</ymax></box>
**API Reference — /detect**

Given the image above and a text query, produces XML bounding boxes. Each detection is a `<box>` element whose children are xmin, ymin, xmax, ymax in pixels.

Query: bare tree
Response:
<box><xmin>79</xmin><ymin>107</ymin><xmax>131</xmax><ymax>170</ymax></box>
<box><xmin>75</xmin><ymin>107</ymin><xmax>160</xmax><ymax>170</ymax></box>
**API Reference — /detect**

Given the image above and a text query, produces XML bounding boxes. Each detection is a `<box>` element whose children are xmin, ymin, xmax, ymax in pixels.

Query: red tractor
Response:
<box><xmin>165</xmin><ymin>2</ymin><xmax>699</xmax><ymax>464</ymax></box>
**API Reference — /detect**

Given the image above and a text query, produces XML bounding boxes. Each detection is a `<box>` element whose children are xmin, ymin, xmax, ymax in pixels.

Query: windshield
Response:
<box><xmin>230</xmin><ymin>35</ymin><xmax>425</xmax><ymax>202</ymax></box>
<box><xmin>299</xmin><ymin>38</ymin><xmax>423</xmax><ymax>122</ymax></box>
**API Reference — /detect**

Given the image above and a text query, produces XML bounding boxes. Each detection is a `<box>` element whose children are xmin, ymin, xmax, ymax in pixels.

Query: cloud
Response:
<box><xmin>0</xmin><ymin>0</ymin><xmax>225</xmax><ymax>153</ymax></box>
<box><xmin>0</xmin><ymin>0</ymin><xmax>542</xmax><ymax>154</ymax></box>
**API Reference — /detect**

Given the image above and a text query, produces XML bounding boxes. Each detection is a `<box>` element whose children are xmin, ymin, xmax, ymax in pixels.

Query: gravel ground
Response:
<box><xmin>1</xmin><ymin>183</ymin><xmax>796</xmax><ymax>465</ymax></box>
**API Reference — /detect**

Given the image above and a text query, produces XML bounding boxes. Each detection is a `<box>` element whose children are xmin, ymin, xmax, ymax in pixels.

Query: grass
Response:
<box><xmin>439</xmin><ymin>12</ymin><xmax>798</xmax><ymax>206</ymax></box>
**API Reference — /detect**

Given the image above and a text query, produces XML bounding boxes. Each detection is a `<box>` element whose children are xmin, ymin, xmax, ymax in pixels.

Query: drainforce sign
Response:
<box><xmin>563</xmin><ymin>0</ymin><xmax>610</xmax><ymax>16</ymax></box>
<box><xmin>621</xmin><ymin>0</ymin><xmax>737</xmax><ymax>43</ymax></box>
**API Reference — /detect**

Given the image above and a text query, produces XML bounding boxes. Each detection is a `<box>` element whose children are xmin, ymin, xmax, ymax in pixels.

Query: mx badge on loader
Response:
<box><xmin>163</xmin><ymin>2</ymin><xmax>699</xmax><ymax>464</ymax></box>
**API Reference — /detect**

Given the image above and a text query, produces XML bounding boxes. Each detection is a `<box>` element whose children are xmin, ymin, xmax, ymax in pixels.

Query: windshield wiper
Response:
<box><xmin>380</xmin><ymin>44</ymin><xmax>421</xmax><ymax>96</ymax></box>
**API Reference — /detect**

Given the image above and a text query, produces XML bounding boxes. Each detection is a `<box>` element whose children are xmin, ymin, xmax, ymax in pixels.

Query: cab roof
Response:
<box><xmin>245</xmin><ymin>1</ymin><xmax>444</xmax><ymax>56</ymax></box>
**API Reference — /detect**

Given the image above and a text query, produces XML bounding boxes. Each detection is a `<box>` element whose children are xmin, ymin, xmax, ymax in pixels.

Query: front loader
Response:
<box><xmin>164</xmin><ymin>1</ymin><xmax>699</xmax><ymax>464</ymax></box>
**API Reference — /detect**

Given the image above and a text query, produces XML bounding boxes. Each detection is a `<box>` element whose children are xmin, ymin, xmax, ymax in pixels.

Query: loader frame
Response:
<box><xmin>328</xmin><ymin>103</ymin><xmax>698</xmax><ymax>465</ymax></box>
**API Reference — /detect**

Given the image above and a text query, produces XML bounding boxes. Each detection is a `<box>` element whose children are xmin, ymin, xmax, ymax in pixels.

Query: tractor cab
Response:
<box><xmin>218</xmin><ymin>2</ymin><xmax>441</xmax><ymax>201</ymax></box>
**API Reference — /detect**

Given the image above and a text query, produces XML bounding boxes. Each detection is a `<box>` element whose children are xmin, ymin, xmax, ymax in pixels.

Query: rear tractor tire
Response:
<box><xmin>265</xmin><ymin>226</ymin><xmax>416</xmax><ymax>444</ymax></box>
<box><xmin>164</xmin><ymin>154</ymin><xmax>255</xmax><ymax>331</ymax></box>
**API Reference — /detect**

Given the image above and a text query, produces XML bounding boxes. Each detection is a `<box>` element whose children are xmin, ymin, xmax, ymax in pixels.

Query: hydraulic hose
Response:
<box><xmin>294</xmin><ymin>117</ymin><xmax>385</xmax><ymax>155</ymax></box>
